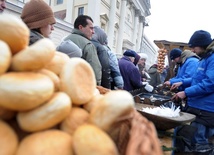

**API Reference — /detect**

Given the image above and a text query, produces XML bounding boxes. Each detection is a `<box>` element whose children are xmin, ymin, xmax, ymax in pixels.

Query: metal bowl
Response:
<box><xmin>135</xmin><ymin>103</ymin><xmax>196</xmax><ymax>131</ymax></box>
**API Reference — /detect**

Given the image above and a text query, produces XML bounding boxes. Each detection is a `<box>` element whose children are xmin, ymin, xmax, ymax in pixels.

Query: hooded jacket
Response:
<box><xmin>182</xmin><ymin>41</ymin><xmax>214</xmax><ymax>113</ymax></box>
<box><xmin>64</xmin><ymin>29</ymin><xmax>102</xmax><ymax>85</ymax></box>
<box><xmin>170</xmin><ymin>50</ymin><xmax>200</xmax><ymax>91</ymax></box>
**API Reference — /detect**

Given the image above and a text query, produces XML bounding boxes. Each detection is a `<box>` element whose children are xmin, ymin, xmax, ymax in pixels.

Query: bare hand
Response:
<box><xmin>171</xmin><ymin>91</ymin><xmax>186</xmax><ymax>101</ymax></box>
<box><xmin>164</xmin><ymin>81</ymin><xmax>170</xmax><ymax>86</ymax></box>
<box><xmin>170</xmin><ymin>82</ymin><xmax>182</xmax><ymax>91</ymax></box>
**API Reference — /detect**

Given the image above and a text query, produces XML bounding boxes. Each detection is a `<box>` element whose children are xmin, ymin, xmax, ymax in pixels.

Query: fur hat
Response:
<box><xmin>56</xmin><ymin>40</ymin><xmax>82</xmax><ymax>58</ymax></box>
<box><xmin>21</xmin><ymin>0</ymin><xmax>56</xmax><ymax>29</ymax></box>
<box><xmin>188</xmin><ymin>30</ymin><xmax>212</xmax><ymax>48</ymax></box>
<box><xmin>170</xmin><ymin>48</ymin><xmax>182</xmax><ymax>60</ymax></box>
<box><xmin>138</xmin><ymin>53</ymin><xmax>148</xmax><ymax>60</ymax></box>
<box><xmin>123</xmin><ymin>50</ymin><xmax>136</xmax><ymax>57</ymax></box>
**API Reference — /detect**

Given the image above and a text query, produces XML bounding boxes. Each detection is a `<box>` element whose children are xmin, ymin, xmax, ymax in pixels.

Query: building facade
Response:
<box><xmin>6</xmin><ymin>0</ymin><xmax>158</xmax><ymax>69</ymax></box>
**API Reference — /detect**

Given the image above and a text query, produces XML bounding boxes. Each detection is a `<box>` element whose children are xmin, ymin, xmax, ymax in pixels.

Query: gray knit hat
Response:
<box><xmin>56</xmin><ymin>40</ymin><xmax>82</xmax><ymax>58</ymax></box>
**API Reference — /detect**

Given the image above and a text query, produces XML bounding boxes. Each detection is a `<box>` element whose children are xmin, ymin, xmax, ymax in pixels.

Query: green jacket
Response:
<box><xmin>64</xmin><ymin>29</ymin><xmax>102</xmax><ymax>85</ymax></box>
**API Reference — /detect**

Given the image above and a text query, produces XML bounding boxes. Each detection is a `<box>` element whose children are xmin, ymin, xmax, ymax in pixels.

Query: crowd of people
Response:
<box><xmin>1</xmin><ymin>0</ymin><xmax>214</xmax><ymax>154</ymax></box>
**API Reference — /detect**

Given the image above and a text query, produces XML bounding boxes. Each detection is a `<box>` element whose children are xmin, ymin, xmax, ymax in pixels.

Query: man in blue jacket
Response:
<box><xmin>164</xmin><ymin>48</ymin><xmax>200</xmax><ymax>91</ymax></box>
<box><xmin>172</xmin><ymin>30</ymin><xmax>214</xmax><ymax>153</ymax></box>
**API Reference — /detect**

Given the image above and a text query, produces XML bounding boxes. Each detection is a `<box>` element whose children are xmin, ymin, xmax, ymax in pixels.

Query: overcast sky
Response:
<box><xmin>144</xmin><ymin>0</ymin><xmax>214</xmax><ymax>44</ymax></box>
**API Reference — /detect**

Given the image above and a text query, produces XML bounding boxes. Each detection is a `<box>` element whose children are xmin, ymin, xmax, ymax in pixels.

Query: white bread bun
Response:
<box><xmin>0</xmin><ymin>120</ymin><xmax>18</xmax><ymax>155</ymax></box>
<box><xmin>0</xmin><ymin>40</ymin><xmax>12</xmax><ymax>75</ymax></box>
<box><xmin>83</xmin><ymin>94</ymin><xmax>104</xmax><ymax>112</ymax></box>
<box><xmin>0</xmin><ymin>72</ymin><xmax>54</xmax><ymax>111</ymax></box>
<box><xmin>37</xmin><ymin>69</ymin><xmax>60</xmax><ymax>91</ymax></box>
<box><xmin>17</xmin><ymin>92</ymin><xmax>71</xmax><ymax>132</ymax></box>
<box><xmin>60</xmin><ymin>58</ymin><xmax>96</xmax><ymax>105</ymax></box>
<box><xmin>89</xmin><ymin>90</ymin><xmax>134</xmax><ymax>132</ymax></box>
<box><xmin>44</xmin><ymin>51</ymin><xmax>70</xmax><ymax>75</ymax></box>
<box><xmin>10</xmin><ymin>38</ymin><xmax>55</xmax><ymax>71</ymax></box>
<box><xmin>16</xmin><ymin>129</ymin><xmax>73</xmax><ymax>155</ymax></box>
<box><xmin>73</xmin><ymin>124</ymin><xmax>119</xmax><ymax>155</ymax></box>
<box><xmin>0</xmin><ymin>14</ymin><xmax>29</xmax><ymax>54</ymax></box>
<box><xmin>60</xmin><ymin>107</ymin><xmax>89</xmax><ymax>135</ymax></box>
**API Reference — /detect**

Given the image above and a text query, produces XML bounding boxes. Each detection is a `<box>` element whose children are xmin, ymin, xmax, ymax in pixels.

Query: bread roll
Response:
<box><xmin>37</xmin><ymin>69</ymin><xmax>60</xmax><ymax>91</ymax></box>
<box><xmin>73</xmin><ymin>124</ymin><xmax>119</xmax><ymax>155</ymax></box>
<box><xmin>16</xmin><ymin>129</ymin><xmax>73</xmax><ymax>155</ymax></box>
<box><xmin>0</xmin><ymin>14</ymin><xmax>29</xmax><ymax>54</ymax></box>
<box><xmin>89</xmin><ymin>90</ymin><xmax>134</xmax><ymax>132</ymax></box>
<box><xmin>0</xmin><ymin>40</ymin><xmax>12</xmax><ymax>75</ymax></box>
<box><xmin>10</xmin><ymin>38</ymin><xmax>55</xmax><ymax>71</ymax></box>
<box><xmin>0</xmin><ymin>72</ymin><xmax>54</xmax><ymax>111</ymax></box>
<box><xmin>60</xmin><ymin>58</ymin><xmax>96</xmax><ymax>104</ymax></box>
<box><xmin>17</xmin><ymin>92</ymin><xmax>71</xmax><ymax>132</ymax></box>
<box><xmin>0</xmin><ymin>105</ymin><xmax>16</xmax><ymax>120</ymax></box>
<box><xmin>83</xmin><ymin>94</ymin><xmax>104</xmax><ymax>112</ymax></box>
<box><xmin>44</xmin><ymin>51</ymin><xmax>70</xmax><ymax>75</ymax></box>
<box><xmin>0</xmin><ymin>120</ymin><xmax>18</xmax><ymax>155</ymax></box>
<box><xmin>60</xmin><ymin>107</ymin><xmax>89</xmax><ymax>135</ymax></box>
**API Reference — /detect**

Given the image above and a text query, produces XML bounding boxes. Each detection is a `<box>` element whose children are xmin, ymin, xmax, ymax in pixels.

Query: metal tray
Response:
<box><xmin>135</xmin><ymin>103</ymin><xmax>196</xmax><ymax>131</ymax></box>
<box><xmin>135</xmin><ymin>93</ymin><xmax>171</xmax><ymax>106</ymax></box>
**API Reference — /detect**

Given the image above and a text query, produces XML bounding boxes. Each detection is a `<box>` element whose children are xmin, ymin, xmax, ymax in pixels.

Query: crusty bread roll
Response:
<box><xmin>16</xmin><ymin>129</ymin><xmax>73</xmax><ymax>155</ymax></box>
<box><xmin>44</xmin><ymin>51</ymin><xmax>70</xmax><ymax>75</ymax></box>
<box><xmin>37</xmin><ymin>69</ymin><xmax>60</xmax><ymax>91</ymax></box>
<box><xmin>0</xmin><ymin>40</ymin><xmax>12</xmax><ymax>75</ymax></box>
<box><xmin>0</xmin><ymin>72</ymin><xmax>54</xmax><ymax>111</ymax></box>
<box><xmin>0</xmin><ymin>14</ymin><xmax>29</xmax><ymax>54</ymax></box>
<box><xmin>83</xmin><ymin>94</ymin><xmax>104</xmax><ymax>112</ymax></box>
<box><xmin>60</xmin><ymin>58</ymin><xmax>96</xmax><ymax>105</ymax></box>
<box><xmin>60</xmin><ymin>107</ymin><xmax>89</xmax><ymax>135</ymax></box>
<box><xmin>0</xmin><ymin>120</ymin><xmax>18</xmax><ymax>155</ymax></box>
<box><xmin>89</xmin><ymin>90</ymin><xmax>135</xmax><ymax>132</ymax></box>
<box><xmin>0</xmin><ymin>105</ymin><xmax>16</xmax><ymax>120</ymax></box>
<box><xmin>73</xmin><ymin>124</ymin><xmax>119</xmax><ymax>155</ymax></box>
<box><xmin>10</xmin><ymin>38</ymin><xmax>55</xmax><ymax>71</ymax></box>
<box><xmin>17</xmin><ymin>92</ymin><xmax>71</xmax><ymax>132</ymax></box>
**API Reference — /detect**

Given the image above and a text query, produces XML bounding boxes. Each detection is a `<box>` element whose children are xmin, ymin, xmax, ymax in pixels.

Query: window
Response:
<box><xmin>56</xmin><ymin>0</ymin><xmax>63</xmax><ymax>5</ymax></box>
<box><xmin>78</xmin><ymin>7</ymin><xmax>84</xmax><ymax>16</ymax></box>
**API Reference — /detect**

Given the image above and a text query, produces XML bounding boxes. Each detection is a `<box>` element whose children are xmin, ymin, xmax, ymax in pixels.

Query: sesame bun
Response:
<box><xmin>0</xmin><ymin>14</ymin><xmax>29</xmax><ymax>54</ymax></box>
<box><xmin>0</xmin><ymin>40</ymin><xmax>12</xmax><ymax>75</ymax></box>
<box><xmin>44</xmin><ymin>51</ymin><xmax>70</xmax><ymax>75</ymax></box>
<box><xmin>0</xmin><ymin>72</ymin><xmax>54</xmax><ymax>111</ymax></box>
<box><xmin>16</xmin><ymin>129</ymin><xmax>73</xmax><ymax>155</ymax></box>
<box><xmin>73</xmin><ymin>124</ymin><xmax>119</xmax><ymax>155</ymax></box>
<box><xmin>10</xmin><ymin>38</ymin><xmax>55</xmax><ymax>71</ymax></box>
<box><xmin>89</xmin><ymin>90</ymin><xmax>135</xmax><ymax>132</ymax></box>
<box><xmin>17</xmin><ymin>92</ymin><xmax>71</xmax><ymax>132</ymax></box>
<box><xmin>60</xmin><ymin>107</ymin><xmax>89</xmax><ymax>135</ymax></box>
<box><xmin>0</xmin><ymin>120</ymin><xmax>18</xmax><ymax>155</ymax></box>
<box><xmin>60</xmin><ymin>58</ymin><xmax>96</xmax><ymax>105</ymax></box>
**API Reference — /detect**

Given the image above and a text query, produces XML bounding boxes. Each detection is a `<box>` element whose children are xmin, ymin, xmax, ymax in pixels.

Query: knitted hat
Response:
<box><xmin>188</xmin><ymin>30</ymin><xmax>212</xmax><ymax>48</ymax></box>
<box><xmin>21</xmin><ymin>0</ymin><xmax>56</xmax><ymax>29</ymax></box>
<box><xmin>123</xmin><ymin>50</ymin><xmax>136</xmax><ymax>57</ymax></box>
<box><xmin>56</xmin><ymin>40</ymin><xmax>82</xmax><ymax>58</ymax></box>
<box><xmin>170</xmin><ymin>48</ymin><xmax>182</xmax><ymax>60</ymax></box>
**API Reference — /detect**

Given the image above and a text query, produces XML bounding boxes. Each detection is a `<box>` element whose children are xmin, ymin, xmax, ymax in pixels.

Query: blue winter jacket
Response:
<box><xmin>119</xmin><ymin>56</ymin><xmax>143</xmax><ymax>91</ymax></box>
<box><xmin>170</xmin><ymin>50</ymin><xmax>199</xmax><ymax>91</ymax></box>
<box><xmin>182</xmin><ymin>49</ymin><xmax>214</xmax><ymax>112</ymax></box>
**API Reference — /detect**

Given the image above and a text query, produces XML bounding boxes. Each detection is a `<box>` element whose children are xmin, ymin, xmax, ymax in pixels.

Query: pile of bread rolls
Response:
<box><xmin>157</xmin><ymin>48</ymin><xmax>167</xmax><ymax>73</ymax></box>
<box><xmin>0</xmin><ymin>14</ymin><xmax>162</xmax><ymax>155</ymax></box>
